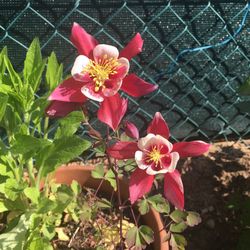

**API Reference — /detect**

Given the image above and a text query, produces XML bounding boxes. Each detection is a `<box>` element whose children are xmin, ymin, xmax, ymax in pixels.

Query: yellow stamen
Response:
<box><xmin>84</xmin><ymin>54</ymin><xmax>119</xmax><ymax>92</ymax></box>
<box><xmin>146</xmin><ymin>146</ymin><xmax>162</xmax><ymax>165</ymax></box>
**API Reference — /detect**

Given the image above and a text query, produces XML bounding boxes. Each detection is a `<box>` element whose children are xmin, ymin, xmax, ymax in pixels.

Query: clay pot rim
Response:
<box><xmin>54</xmin><ymin>162</ymin><xmax>169</xmax><ymax>250</ymax></box>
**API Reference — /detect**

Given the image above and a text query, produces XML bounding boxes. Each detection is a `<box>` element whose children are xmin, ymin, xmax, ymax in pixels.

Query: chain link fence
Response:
<box><xmin>1</xmin><ymin>0</ymin><xmax>250</xmax><ymax>142</ymax></box>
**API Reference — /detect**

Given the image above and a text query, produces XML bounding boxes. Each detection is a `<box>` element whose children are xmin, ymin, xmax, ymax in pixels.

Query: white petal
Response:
<box><xmin>146</xmin><ymin>166</ymin><xmax>169</xmax><ymax>175</ymax></box>
<box><xmin>71</xmin><ymin>55</ymin><xmax>90</xmax><ymax>82</ymax></box>
<box><xmin>138</xmin><ymin>133</ymin><xmax>155</xmax><ymax>150</ymax></box>
<box><xmin>135</xmin><ymin>151</ymin><xmax>150</xmax><ymax>170</ymax></box>
<box><xmin>81</xmin><ymin>84</ymin><xmax>104</xmax><ymax>102</ymax></box>
<box><xmin>167</xmin><ymin>152</ymin><xmax>180</xmax><ymax>173</ymax></box>
<box><xmin>138</xmin><ymin>134</ymin><xmax>172</xmax><ymax>152</ymax></box>
<box><xmin>93</xmin><ymin>44</ymin><xmax>119</xmax><ymax>61</ymax></box>
<box><xmin>117</xmin><ymin>57</ymin><xmax>130</xmax><ymax>77</ymax></box>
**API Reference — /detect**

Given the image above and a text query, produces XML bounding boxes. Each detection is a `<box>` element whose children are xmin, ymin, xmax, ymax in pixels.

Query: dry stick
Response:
<box><xmin>68</xmin><ymin>223</ymin><xmax>81</xmax><ymax>248</ymax></box>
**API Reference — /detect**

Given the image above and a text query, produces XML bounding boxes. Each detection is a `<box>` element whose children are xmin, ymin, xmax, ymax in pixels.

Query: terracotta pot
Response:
<box><xmin>54</xmin><ymin>163</ymin><xmax>169</xmax><ymax>250</ymax></box>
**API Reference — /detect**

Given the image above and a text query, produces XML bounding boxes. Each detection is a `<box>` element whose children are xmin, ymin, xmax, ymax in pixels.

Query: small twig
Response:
<box><xmin>130</xmin><ymin>206</ymin><xmax>138</xmax><ymax>227</ymax></box>
<box><xmin>68</xmin><ymin>224</ymin><xmax>81</xmax><ymax>248</ymax></box>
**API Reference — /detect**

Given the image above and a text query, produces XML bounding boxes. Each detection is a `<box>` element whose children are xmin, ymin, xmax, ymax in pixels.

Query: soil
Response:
<box><xmin>182</xmin><ymin>139</ymin><xmax>250</xmax><ymax>250</ymax></box>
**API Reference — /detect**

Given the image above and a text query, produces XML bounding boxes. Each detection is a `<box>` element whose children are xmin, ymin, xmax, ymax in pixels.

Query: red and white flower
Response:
<box><xmin>108</xmin><ymin>112</ymin><xmax>211</xmax><ymax>210</ymax></box>
<box><xmin>47</xmin><ymin>23</ymin><xmax>157</xmax><ymax>117</ymax></box>
<box><xmin>135</xmin><ymin>133</ymin><xmax>179</xmax><ymax>175</ymax></box>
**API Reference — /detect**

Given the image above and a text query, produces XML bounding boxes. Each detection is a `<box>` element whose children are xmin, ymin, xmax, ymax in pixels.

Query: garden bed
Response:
<box><xmin>182</xmin><ymin>139</ymin><xmax>250</xmax><ymax>250</ymax></box>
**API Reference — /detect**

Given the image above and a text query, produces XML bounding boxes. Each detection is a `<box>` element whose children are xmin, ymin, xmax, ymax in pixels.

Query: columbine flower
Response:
<box><xmin>47</xmin><ymin>23</ymin><xmax>157</xmax><ymax>117</ymax></box>
<box><xmin>135</xmin><ymin>133</ymin><xmax>179</xmax><ymax>175</ymax></box>
<box><xmin>108</xmin><ymin>112</ymin><xmax>211</xmax><ymax>210</ymax></box>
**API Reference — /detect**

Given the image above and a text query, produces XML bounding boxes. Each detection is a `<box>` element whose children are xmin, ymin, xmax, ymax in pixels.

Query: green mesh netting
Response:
<box><xmin>1</xmin><ymin>0</ymin><xmax>250</xmax><ymax>142</ymax></box>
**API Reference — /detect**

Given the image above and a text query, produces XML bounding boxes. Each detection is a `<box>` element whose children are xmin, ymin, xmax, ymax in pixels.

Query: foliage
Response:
<box><xmin>0</xmin><ymin>26</ymin><xmax>208</xmax><ymax>250</ymax></box>
<box><xmin>0</xmin><ymin>41</ymin><xmax>90</xmax><ymax>249</ymax></box>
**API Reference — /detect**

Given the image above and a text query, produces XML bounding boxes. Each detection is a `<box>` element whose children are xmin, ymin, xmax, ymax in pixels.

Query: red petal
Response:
<box><xmin>129</xmin><ymin>168</ymin><xmax>154</xmax><ymax>204</ymax></box>
<box><xmin>172</xmin><ymin>141</ymin><xmax>211</xmax><ymax>158</ymax></box>
<box><xmin>119</xmin><ymin>33</ymin><xmax>143</xmax><ymax>60</ymax></box>
<box><xmin>124</xmin><ymin>120</ymin><xmax>139</xmax><ymax>139</ymax></box>
<box><xmin>121</xmin><ymin>74</ymin><xmax>158</xmax><ymax>98</ymax></box>
<box><xmin>107</xmin><ymin>141</ymin><xmax>138</xmax><ymax>159</ymax></box>
<box><xmin>164</xmin><ymin>170</ymin><xmax>184</xmax><ymax>210</ymax></box>
<box><xmin>48</xmin><ymin>77</ymin><xmax>87</xmax><ymax>103</ymax></box>
<box><xmin>70</xmin><ymin>22</ymin><xmax>98</xmax><ymax>58</ymax></box>
<box><xmin>45</xmin><ymin>101</ymin><xmax>82</xmax><ymax>117</ymax></box>
<box><xmin>97</xmin><ymin>93</ymin><xmax>128</xmax><ymax>131</ymax></box>
<box><xmin>147</xmin><ymin>112</ymin><xmax>170</xmax><ymax>139</ymax></box>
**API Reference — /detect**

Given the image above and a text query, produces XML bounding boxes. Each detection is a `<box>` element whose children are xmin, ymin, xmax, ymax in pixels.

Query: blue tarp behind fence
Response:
<box><xmin>1</xmin><ymin>0</ymin><xmax>250</xmax><ymax>142</ymax></box>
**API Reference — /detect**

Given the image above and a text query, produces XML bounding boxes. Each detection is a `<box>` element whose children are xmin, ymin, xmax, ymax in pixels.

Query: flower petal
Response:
<box><xmin>48</xmin><ymin>77</ymin><xmax>87</xmax><ymax>103</ymax></box>
<box><xmin>121</xmin><ymin>74</ymin><xmax>158</xmax><ymax>98</ymax></box>
<box><xmin>93</xmin><ymin>44</ymin><xmax>119</xmax><ymax>61</ymax></box>
<box><xmin>97</xmin><ymin>93</ymin><xmax>128</xmax><ymax>131</ymax></box>
<box><xmin>124</xmin><ymin>120</ymin><xmax>139</xmax><ymax>139</ymax></box>
<box><xmin>70</xmin><ymin>22</ymin><xmax>98</xmax><ymax>58</ymax></box>
<box><xmin>119</xmin><ymin>33</ymin><xmax>143</xmax><ymax>60</ymax></box>
<box><xmin>81</xmin><ymin>83</ymin><xmax>104</xmax><ymax>102</ymax></box>
<box><xmin>45</xmin><ymin>101</ymin><xmax>82</xmax><ymax>117</ymax></box>
<box><xmin>107</xmin><ymin>141</ymin><xmax>138</xmax><ymax>159</ymax></box>
<box><xmin>172</xmin><ymin>141</ymin><xmax>211</xmax><ymax>158</ymax></box>
<box><xmin>164</xmin><ymin>170</ymin><xmax>184</xmax><ymax>210</ymax></box>
<box><xmin>147</xmin><ymin>112</ymin><xmax>170</xmax><ymax>139</ymax></box>
<box><xmin>138</xmin><ymin>134</ymin><xmax>172</xmax><ymax>152</ymax></box>
<box><xmin>135</xmin><ymin>151</ymin><xmax>151</xmax><ymax>170</ymax></box>
<box><xmin>165</xmin><ymin>152</ymin><xmax>180</xmax><ymax>173</ymax></box>
<box><xmin>129</xmin><ymin>168</ymin><xmax>154</xmax><ymax>204</ymax></box>
<box><xmin>71</xmin><ymin>55</ymin><xmax>91</xmax><ymax>82</ymax></box>
<box><xmin>102</xmin><ymin>79</ymin><xmax>122</xmax><ymax>97</ymax></box>
<box><xmin>114</xmin><ymin>57</ymin><xmax>130</xmax><ymax>79</ymax></box>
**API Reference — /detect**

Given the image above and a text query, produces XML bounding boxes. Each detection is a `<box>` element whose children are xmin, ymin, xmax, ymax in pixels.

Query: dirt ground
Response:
<box><xmin>182</xmin><ymin>140</ymin><xmax>250</xmax><ymax>250</ymax></box>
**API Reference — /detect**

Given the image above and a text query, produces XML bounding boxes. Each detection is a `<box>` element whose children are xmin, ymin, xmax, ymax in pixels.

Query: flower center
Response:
<box><xmin>84</xmin><ymin>54</ymin><xmax>119</xmax><ymax>92</ymax></box>
<box><xmin>146</xmin><ymin>146</ymin><xmax>162</xmax><ymax>165</ymax></box>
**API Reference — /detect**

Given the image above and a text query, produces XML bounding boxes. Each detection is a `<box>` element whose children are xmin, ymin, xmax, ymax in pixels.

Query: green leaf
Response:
<box><xmin>186</xmin><ymin>212</ymin><xmax>201</xmax><ymax>227</ymax></box>
<box><xmin>170</xmin><ymin>210</ymin><xmax>188</xmax><ymax>223</ymax></box>
<box><xmin>0</xmin><ymin>200</ymin><xmax>8</xmax><ymax>212</ymax></box>
<box><xmin>139</xmin><ymin>225</ymin><xmax>154</xmax><ymax>245</ymax></box>
<box><xmin>38</xmin><ymin>136</ymin><xmax>91</xmax><ymax>176</ymax></box>
<box><xmin>24</xmin><ymin>187</ymin><xmax>40</xmax><ymax>204</ymax></box>
<box><xmin>96</xmin><ymin>198</ymin><xmax>112</xmax><ymax>209</ymax></box>
<box><xmin>170</xmin><ymin>233</ymin><xmax>187</xmax><ymax>250</ymax></box>
<box><xmin>4</xmin><ymin>178</ymin><xmax>25</xmax><ymax>201</ymax></box>
<box><xmin>0</xmin><ymin>46</ymin><xmax>7</xmax><ymax>83</ymax></box>
<box><xmin>170</xmin><ymin>222</ymin><xmax>188</xmax><ymax>233</ymax></box>
<box><xmin>23</xmin><ymin>38</ymin><xmax>45</xmax><ymax>91</ymax></box>
<box><xmin>0</xmin><ymin>93</ymin><xmax>8</xmax><ymax>121</ymax></box>
<box><xmin>46</xmin><ymin>51</ymin><xmax>63</xmax><ymax>91</ymax></box>
<box><xmin>4</xmin><ymin>55</ymin><xmax>23</xmax><ymax>89</ymax></box>
<box><xmin>0</xmin><ymin>213</ymin><xmax>30</xmax><ymax>250</ymax></box>
<box><xmin>37</xmin><ymin>197</ymin><xmax>57</xmax><ymax>214</ymax></box>
<box><xmin>71</xmin><ymin>180</ymin><xmax>81</xmax><ymax>196</ymax></box>
<box><xmin>55</xmin><ymin>111</ymin><xmax>84</xmax><ymax>138</ymax></box>
<box><xmin>27</xmin><ymin>230</ymin><xmax>53</xmax><ymax>250</ymax></box>
<box><xmin>125</xmin><ymin>226</ymin><xmax>154</xmax><ymax>249</ymax></box>
<box><xmin>148</xmin><ymin>194</ymin><xmax>170</xmax><ymax>214</ymax></box>
<box><xmin>91</xmin><ymin>164</ymin><xmax>105</xmax><ymax>179</ymax></box>
<box><xmin>137</xmin><ymin>199</ymin><xmax>149</xmax><ymax>215</ymax></box>
<box><xmin>105</xmin><ymin>169</ymin><xmax>117</xmax><ymax>191</ymax></box>
<box><xmin>11</xmin><ymin>134</ymin><xmax>52</xmax><ymax>160</ymax></box>
<box><xmin>55</xmin><ymin>227</ymin><xmax>69</xmax><ymax>241</ymax></box>
<box><xmin>42</xmin><ymin>224</ymin><xmax>56</xmax><ymax>240</ymax></box>
<box><xmin>125</xmin><ymin>226</ymin><xmax>139</xmax><ymax>248</ymax></box>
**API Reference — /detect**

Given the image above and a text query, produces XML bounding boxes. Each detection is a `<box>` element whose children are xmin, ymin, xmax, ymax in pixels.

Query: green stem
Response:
<box><xmin>43</xmin><ymin>117</ymin><xmax>49</xmax><ymax>139</ymax></box>
<box><xmin>27</xmin><ymin>159</ymin><xmax>36</xmax><ymax>187</ymax></box>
